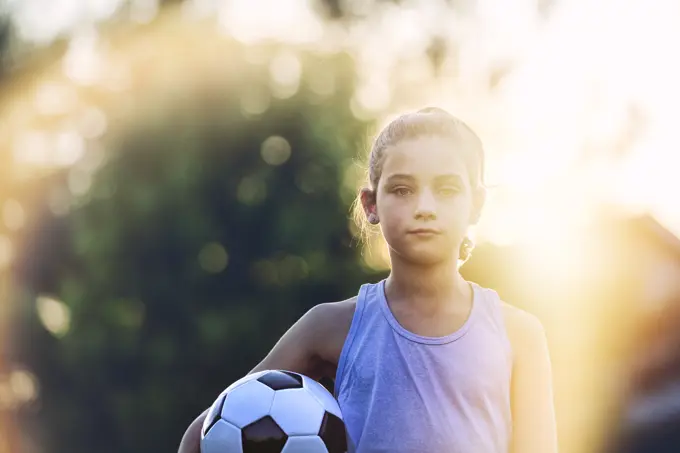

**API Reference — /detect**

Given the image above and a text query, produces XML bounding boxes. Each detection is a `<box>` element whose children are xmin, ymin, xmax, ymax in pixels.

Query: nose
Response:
<box><xmin>414</xmin><ymin>189</ymin><xmax>437</xmax><ymax>220</ymax></box>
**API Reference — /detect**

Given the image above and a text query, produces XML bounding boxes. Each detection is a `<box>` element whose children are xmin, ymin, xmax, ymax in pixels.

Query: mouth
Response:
<box><xmin>408</xmin><ymin>228</ymin><xmax>442</xmax><ymax>235</ymax></box>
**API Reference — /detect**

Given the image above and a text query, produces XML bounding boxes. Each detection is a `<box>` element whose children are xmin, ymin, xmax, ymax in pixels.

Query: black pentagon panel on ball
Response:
<box><xmin>242</xmin><ymin>415</ymin><xmax>288</xmax><ymax>453</ymax></box>
<box><xmin>318</xmin><ymin>411</ymin><xmax>348</xmax><ymax>453</ymax></box>
<box><xmin>257</xmin><ymin>370</ymin><xmax>303</xmax><ymax>390</ymax></box>
<box><xmin>203</xmin><ymin>392</ymin><xmax>227</xmax><ymax>437</ymax></box>
<box><xmin>281</xmin><ymin>371</ymin><xmax>303</xmax><ymax>386</ymax></box>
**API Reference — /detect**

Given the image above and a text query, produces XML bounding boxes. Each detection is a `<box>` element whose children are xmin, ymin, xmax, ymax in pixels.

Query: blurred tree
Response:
<box><xmin>13</xmin><ymin>44</ymin><xmax>384</xmax><ymax>453</ymax></box>
<box><xmin>0</xmin><ymin>15</ymin><xmax>10</xmax><ymax>81</ymax></box>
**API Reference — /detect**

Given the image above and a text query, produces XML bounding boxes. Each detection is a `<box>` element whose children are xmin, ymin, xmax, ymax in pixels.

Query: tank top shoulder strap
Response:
<box><xmin>472</xmin><ymin>283</ymin><xmax>513</xmax><ymax>357</ymax></box>
<box><xmin>334</xmin><ymin>282</ymin><xmax>377</xmax><ymax>396</ymax></box>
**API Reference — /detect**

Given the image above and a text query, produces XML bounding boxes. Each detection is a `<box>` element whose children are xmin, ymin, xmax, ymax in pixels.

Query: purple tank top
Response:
<box><xmin>334</xmin><ymin>279</ymin><xmax>513</xmax><ymax>453</ymax></box>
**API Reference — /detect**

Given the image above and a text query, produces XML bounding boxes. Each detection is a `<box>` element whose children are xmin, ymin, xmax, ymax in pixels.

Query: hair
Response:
<box><xmin>351</xmin><ymin>107</ymin><xmax>486</xmax><ymax>262</ymax></box>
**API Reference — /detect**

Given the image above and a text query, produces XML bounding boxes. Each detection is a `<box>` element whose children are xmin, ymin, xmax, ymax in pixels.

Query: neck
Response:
<box><xmin>385</xmin><ymin>255</ymin><xmax>470</xmax><ymax>313</ymax></box>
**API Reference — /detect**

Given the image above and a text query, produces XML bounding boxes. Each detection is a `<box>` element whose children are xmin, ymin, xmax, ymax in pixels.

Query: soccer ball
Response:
<box><xmin>201</xmin><ymin>370</ymin><xmax>348</xmax><ymax>453</ymax></box>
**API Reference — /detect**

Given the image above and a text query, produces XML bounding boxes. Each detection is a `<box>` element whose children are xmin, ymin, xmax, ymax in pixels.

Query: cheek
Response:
<box><xmin>377</xmin><ymin>194</ymin><xmax>409</xmax><ymax>220</ymax></box>
<box><xmin>435</xmin><ymin>200</ymin><xmax>475</xmax><ymax>232</ymax></box>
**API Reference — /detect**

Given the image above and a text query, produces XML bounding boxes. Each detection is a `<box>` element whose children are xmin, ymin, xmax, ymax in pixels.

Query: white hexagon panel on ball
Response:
<box><xmin>270</xmin><ymin>387</ymin><xmax>325</xmax><ymax>435</ymax></box>
<box><xmin>221</xmin><ymin>379</ymin><xmax>275</xmax><ymax>428</ymax></box>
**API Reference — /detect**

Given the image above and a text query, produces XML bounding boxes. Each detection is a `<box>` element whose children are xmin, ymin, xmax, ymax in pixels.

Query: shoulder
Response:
<box><xmin>474</xmin><ymin>284</ymin><xmax>545</xmax><ymax>341</ymax></box>
<box><xmin>308</xmin><ymin>297</ymin><xmax>357</xmax><ymax>327</ymax></box>
<box><xmin>500</xmin><ymin>301</ymin><xmax>544</xmax><ymax>334</ymax></box>
<box><xmin>500</xmin><ymin>301</ymin><xmax>549</xmax><ymax>363</ymax></box>
<box><xmin>305</xmin><ymin>297</ymin><xmax>357</xmax><ymax>363</ymax></box>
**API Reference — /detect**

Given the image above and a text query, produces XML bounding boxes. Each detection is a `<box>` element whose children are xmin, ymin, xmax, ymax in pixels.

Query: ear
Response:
<box><xmin>469</xmin><ymin>187</ymin><xmax>486</xmax><ymax>225</ymax></box>
<box><xmin>360</xmin><ymin>188</ymin><xmax>379</xmax><ymax>224</ymax></box>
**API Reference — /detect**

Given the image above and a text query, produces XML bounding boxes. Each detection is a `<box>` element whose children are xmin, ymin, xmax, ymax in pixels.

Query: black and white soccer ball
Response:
<box><xmin>201</xmin><ymin>370</ymin><xmax>348</xmax><ymax>453</ymax></box>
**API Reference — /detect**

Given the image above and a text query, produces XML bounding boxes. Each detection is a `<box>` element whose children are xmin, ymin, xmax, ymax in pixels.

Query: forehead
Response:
<box><xmin>380</xmin><ymin>135</ymin><xmax>471</xmax><ymax>181</ymax></box>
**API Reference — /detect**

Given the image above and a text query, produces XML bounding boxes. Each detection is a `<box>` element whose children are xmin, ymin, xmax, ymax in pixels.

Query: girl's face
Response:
<box><xmin>366</xmin><ymin>135</ymin><xmax>481</xmax><ymax>266</ymax></box>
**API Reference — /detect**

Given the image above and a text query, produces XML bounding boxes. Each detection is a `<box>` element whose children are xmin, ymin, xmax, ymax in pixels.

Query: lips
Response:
<box><xmin>408</xmin><ymin>228</ymin><xmax>442</xmax><ymax>235</ymax></box>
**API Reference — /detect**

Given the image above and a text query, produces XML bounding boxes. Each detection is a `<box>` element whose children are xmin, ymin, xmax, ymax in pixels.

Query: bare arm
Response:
<box><xmin>178</xmin><ymin>409</ymin><xmax>209</xmax><ymax>453</ymax></box>
<box><xmin>248</xmin><ymin>302</ymin><xmax>343</xmax><ymax>379</ymax></box>
<box><xmin>177</xmin><ymin>302</ymin><xmax>348</xmax><ymax>453</ymax></box>
<box><xmin>506</xmin><ymin>308</ymin><xmax>559</xmax><ymax>453</ymax></box>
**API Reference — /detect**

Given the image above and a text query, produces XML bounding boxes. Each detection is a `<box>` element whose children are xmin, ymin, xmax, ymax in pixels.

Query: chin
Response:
<box><xmin>391</xmin><ymin>245</ymin><xmax>452</xmax><ymax>267</ymax></box>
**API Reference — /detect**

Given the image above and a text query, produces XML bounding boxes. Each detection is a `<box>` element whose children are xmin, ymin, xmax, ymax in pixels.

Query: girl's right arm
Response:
<box><xmin>177</xmin><ymin>302</ymin><xmax>348</xmax><ymax>453</ymax></box>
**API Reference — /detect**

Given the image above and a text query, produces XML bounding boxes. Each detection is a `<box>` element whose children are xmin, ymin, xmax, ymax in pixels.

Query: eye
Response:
<box><xmin>438</xmin><ymin>186</ymin><xmax>460</xmax><ymax>196</ymax></box>
<box><xmin>393</xmin><ymin>186</ymin><xmax>413</xmax><ymax>196</ymax></box>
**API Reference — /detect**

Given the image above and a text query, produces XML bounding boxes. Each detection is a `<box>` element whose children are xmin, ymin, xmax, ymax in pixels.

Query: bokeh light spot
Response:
<box><xmin>55</xmin><ymin>131</ymin><xmax>85</xmax><ymax>166</ymax></box>
<box><xmin>13</xmin><ymin>131</ymin><xmax>50</xmax><ymax>165</ymax></box>
<box><xmin>198</xmin><ymin>242</ymin><xmax>229</xmax><ymax>274</ymax></box>
<box><xmin>62</xmin><ymin>28</ymin><xmax>103</xmax><ymax>85</ymax></box>
<box><xmin>278</xmin><ymin>255</ymin><xmax>309</xmax><ymax>283</ymax></box>
<box><xmin>237</xmin><ymin>176</ymin><xmax>267</xmax><ymax>205</ymax></box>
<box><xmin>295</xmin><ymin>164</ymin><xmax>326</xmax><ymax>194</ymax></box>
<box><xmin>3</xmin><ymin>199</ymin><xmax>26</xmax><ymax>231</ymax></box>
<box><xmin>9</xmin><ymin>370</ymin><xmax>38</xmax><ymax>404</ymax></box>
<box><xmin>78</xmin><ymin>107</ymin><xmax>108</xmax><ymax>139</ymax></box>
<box><xmin>269</xmin><ymin>51</ymin><xmax>301</xmax><ymax>99</ymax></box>
<box><xmin>48</xmin><ymin>188</ymin><xmax>72</xmax><ymax>217</ymax></box>
<box><xmin>354</xmin><ymin>80</ymin><xmax>391</xmax><ymax>113</ymax></box>
<box><xmin>115</xmin><ymin>298</ymin><xmax>146</xmax><ymax>329</ymax></box>
<box><xmin>68</xmin><ymin>167</ymin><xmax>93</xmax><ymax>196</ymax></box>
<box><xmin>36</xmin><ymin>295</ymin><xmax>71</xmax><ymax>338</ymax></box>
<box><xmin>240</xmin><ymin>86</ymin><xmax>271</xmax><ymax>116</ymax></box>
<box><xmin>260</xmin><ymin>136</ymin><xmax>292</xmax><ymax>166</ymax></box>
<box><xmin>35</xmin><ymin>82</ymin><xmax>77</xmax><ymax>115</ymax></box>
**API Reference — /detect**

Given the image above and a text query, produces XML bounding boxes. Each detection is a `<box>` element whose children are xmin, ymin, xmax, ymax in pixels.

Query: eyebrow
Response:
<box><xmin>384</xmin><ymin>174</ymin><xmax>416</xmax><ymax>184</ymax></box>
<box><xmin>384</xmin><ymin>174</ymin><xmax>464</xmax><ymax>184</ymax></box>
<box><xmin>433</xmin><ymin>174</ymin><xmax>464</xmax><ymax>185</ymax></box>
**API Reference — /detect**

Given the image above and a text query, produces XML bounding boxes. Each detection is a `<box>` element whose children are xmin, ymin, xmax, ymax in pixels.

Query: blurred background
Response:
<box><xmin>1</xmin><ymin>0</ymin><xmax>680</xmax><ymax>452</ymax></box>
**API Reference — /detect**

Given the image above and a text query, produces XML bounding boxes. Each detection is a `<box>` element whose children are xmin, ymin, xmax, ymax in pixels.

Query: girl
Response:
<box><xmin>178</xmin><ymin>107</ymin><xmax>558</xmax><ymax>453</ymax></box>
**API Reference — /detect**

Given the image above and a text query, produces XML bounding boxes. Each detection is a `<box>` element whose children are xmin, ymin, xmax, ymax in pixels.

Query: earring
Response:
<box><xmin>368</xmin><ymin>213</ymin><xmax>379</xmax><ymax>224</ymax></box>
<box><xmin>459</xmin><ymin>237</ymin><xmax>474</xmax><ymax>261</ymax></box>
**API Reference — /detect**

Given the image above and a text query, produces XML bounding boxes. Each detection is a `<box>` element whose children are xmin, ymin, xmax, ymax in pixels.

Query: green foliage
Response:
<box><xmin>22</xmin><ymin>46</ymin><xmax>385</xmax><ymax>453</ymax></box>
<box><xmin>0</xmin><ymin>13</ymin><xmax>12</xmax><ymax>80</ymax></box>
